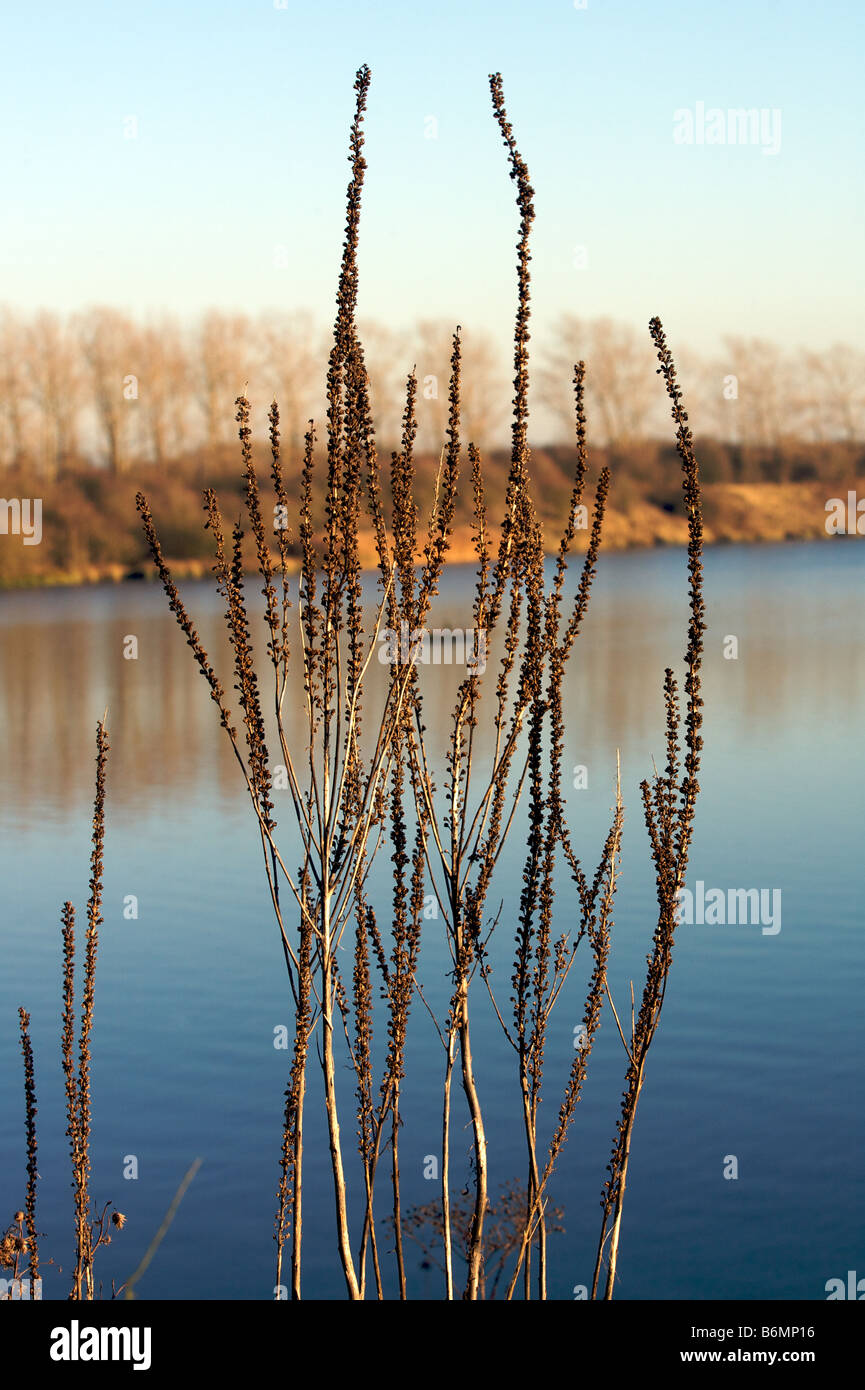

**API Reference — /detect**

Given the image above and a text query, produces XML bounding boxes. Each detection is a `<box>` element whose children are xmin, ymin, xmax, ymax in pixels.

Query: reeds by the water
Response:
<box><xmin>591</xmin><ymin>319</ymin><xmax>705</xmax><ymax>1300</ymax></box>
<box><xmin>6</xmin><ymin>718</ymin><xmax>127</xmax><ymax>1301</ymax></box>
<box><xmin>17</xmin><ymin>1008</ymin><xmax>39</xmax><ymax>1286</ymax></box>
<box><xmin>139</xmin><ymin>65</ymin><xmax>427</xmax><ymax>1301</ymax></box>
<box><xmin>134</xmin><ymin>63</ymin><xmax>705</xmax><ymax>1301</ymax></box>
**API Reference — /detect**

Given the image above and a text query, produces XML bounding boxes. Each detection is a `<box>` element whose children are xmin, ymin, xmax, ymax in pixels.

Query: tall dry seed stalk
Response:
<box><xmin>390</xmin><ymin>75</ymin><xmax>621</xmax><ymax>1299</ymax></box>
<box><xmin>17</xmin><ymin>1009</ymin><xmax>39</xmax><ymax>1289</ymax></box>
<box><xmin>62</xmin><ymin>717</ymin><xmax>125</xmax><ymax>1300</ymax></box>
<box><xmin>136</xmin><ymin>61</ymin><xmax>705</xmax><ymax>1302</ymax></box>
<box><xmin>590</xmin><ymin>317</ymin><xmax>705</xmax><ymax>1300</ymax></box>
<box><xmin>7</xmin><ymin>719</ymin><xmax>126</xmax><ymax>1301</ymax></box>
<box><xmin>138</xmin><ymin>66</ymin><xmax>423</xmax><ymax>1300</ymax></box>
<box><xmin>488</xmin><ymin>361</ymin><xmax>620</xmax><ymax>1301</ymax></box>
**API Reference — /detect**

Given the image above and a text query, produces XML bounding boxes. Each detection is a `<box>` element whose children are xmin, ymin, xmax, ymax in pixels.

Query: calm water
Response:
<box><xmin>1</xmin><ymin>541</ymin><xmax>862</xmax><ymax>1300</ymax></box>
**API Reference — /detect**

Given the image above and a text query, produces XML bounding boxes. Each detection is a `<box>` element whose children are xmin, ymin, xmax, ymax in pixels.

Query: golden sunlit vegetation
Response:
<box><xmin>0</xmin><ymin>438</ymin><xmax>860</xmax><ymax>588</ymax></box>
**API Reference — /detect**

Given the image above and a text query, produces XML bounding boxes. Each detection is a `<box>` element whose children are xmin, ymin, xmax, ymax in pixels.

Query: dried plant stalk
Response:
<box><xmin>591</xmin><ymin>317</ymin><xmax>705</xmax><ymax>1300</ymax></box>
<box><xmin>133</xmin><ymin>62</ymin><xmax>708</xmax><ymax>1306</ymax></box>
<box><xmin>406</xmin><ymin>71</ymin><xmax>616</xmax><ymax>1302</ymax></box>
<box><xmin>44</xmin><ymin>719</ymin><xmax>128</xmax><ymax>1301</ymax></box>
<box><xmin>17</xmin><ymin>1008</ymin><xmax>39</xmax><ymax>1286</ymax></box>
<box><xmin>63</xmin><ymin>719</ymin><xmax>111</xmax><ymax>1298</ymax></box>
<box><xmin>138</xmin><ymin>65</ymin><xmax>421</xmax><ymax>1301</ymax></box>
<box><xmin>494</xmin><ymin>359</ymin><xmax>615</xmax><ymax>1299</ymax></box>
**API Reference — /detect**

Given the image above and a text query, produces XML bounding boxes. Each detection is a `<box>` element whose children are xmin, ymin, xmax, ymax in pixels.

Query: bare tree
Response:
<box><xmin>409</xmin><ymin>320</ymin><xmax>504</xmax><ymax>454</ymax></box>
<box><xmin>25</xmin><ymin>311</ymin><xmax>83</xmax><ymax>478</ymax></box>
<box><xmin>134</xmin><ymin>317</ymin><xmax>193</xmax><ymax>466</ymax></box>
<box><xmin>538</xmin><ymin>315</ymin><xmax>656</xmax><ymax>446</ymax></box>
<box><xmin>258</xmin><ymin>311</ymin><xmax>323</xmax><ymax>454</ymax></box>
<box><xmin>191</xmin><ymin>310</ymin><xmax>253</xmax><ymax>451</ymax></box>
<box><xmin>76</xmin><ymin>307</ymin><xmax>138</xmax><ymax>476</ymax></box>
<box><xmin>357</xmin><ymin>319</ymin><xmax>410</xmax><ymax>450</ymax></box>
<box><xmin>720</xmin><ymin>335</ymin><xmax>787</xmax><ymax>450</ymax></box>
<box><xmin>0</xmin><ymin>307</ymin><xmax>34</xmax><ymax>470</ymax></box>
<box><xmin>795</xmin><ymin>343</ymin><xmax>865</xmax><ymax>445</ymax></box>
<box><xmin>460</xmin><ymin>329</ymin><xmax>506</xmax><ymax>453</ymax></box>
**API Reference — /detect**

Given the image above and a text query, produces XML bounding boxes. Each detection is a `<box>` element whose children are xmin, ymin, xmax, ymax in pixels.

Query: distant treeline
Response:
<box><xmin>1</xmin><ymin>306</ymin><xmax>864</xmax><ymax>479</ymax></box>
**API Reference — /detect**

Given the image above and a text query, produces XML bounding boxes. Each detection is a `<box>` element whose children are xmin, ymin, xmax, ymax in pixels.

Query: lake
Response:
<box><xmin>1</xmin><ymin>539</ymin><xmax>862</xmax><ymax>1300</ymax></box>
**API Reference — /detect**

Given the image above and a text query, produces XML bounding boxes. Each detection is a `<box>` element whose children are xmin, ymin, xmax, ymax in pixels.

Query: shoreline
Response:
<box><xmin>0</xmin><ymin>528</ymin><xmax>854</xmax><ymax>595</ymax></box>
<box><xmin>0</xmin><ymin>475</ymin><xmax>854</xmax><ymax>591</ymax></box>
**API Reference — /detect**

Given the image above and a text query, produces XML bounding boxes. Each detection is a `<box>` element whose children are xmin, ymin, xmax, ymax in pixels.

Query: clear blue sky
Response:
<box><xmin>1</xmin><ymin>0</ymin><xmax>862</xmax><ymax>357</ymax></box>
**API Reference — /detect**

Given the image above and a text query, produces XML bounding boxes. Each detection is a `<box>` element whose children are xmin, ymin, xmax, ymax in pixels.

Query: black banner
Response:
<box><xmin>5</xmin><ymin>1298</ymin><xmax>859</xmax><ymax>1376</ymax></box>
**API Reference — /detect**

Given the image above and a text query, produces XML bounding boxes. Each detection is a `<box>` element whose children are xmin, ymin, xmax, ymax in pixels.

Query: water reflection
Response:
<box><xmin>1</xmin><ymin>543</ymin><xmax>861</xmax><ymax>828</ymax></box>
<box><xmin>0</xmin><ymin>540</ymin><xmax>863</xmax><ymax>1300</ymax></box>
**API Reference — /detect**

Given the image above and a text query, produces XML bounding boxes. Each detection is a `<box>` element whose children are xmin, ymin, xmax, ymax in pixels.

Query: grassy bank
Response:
<box><xmin>0</xmin><ymin>441</ymin><xmax>859</xmax><ymax>589</ymax></box>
